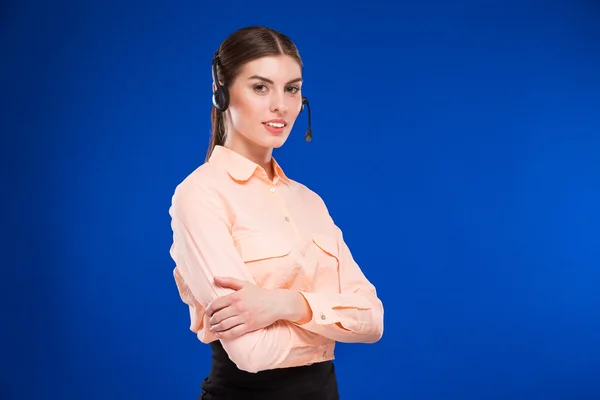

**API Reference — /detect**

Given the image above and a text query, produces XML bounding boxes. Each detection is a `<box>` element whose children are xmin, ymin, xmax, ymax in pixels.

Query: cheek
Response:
<box><xmin>230</xmin><ymin>98</ymin><xmax>262</xmax><ymax>129</ymax></box>
<box><xmin>291</xmin><ymin>98</ymin><xmax>303</xmax><ymax>118</ymax></box>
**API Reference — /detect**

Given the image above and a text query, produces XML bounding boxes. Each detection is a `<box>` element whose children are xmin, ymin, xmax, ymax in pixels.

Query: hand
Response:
<box><xmin>206</xmin><ymin>276</ymin><xmax>289</xmax><ymax>340</ymax></box>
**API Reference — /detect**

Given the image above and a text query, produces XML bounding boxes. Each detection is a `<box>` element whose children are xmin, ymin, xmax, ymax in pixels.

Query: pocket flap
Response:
<box><xmin>235</xmin><ymin>233</ymin><xmax>291</xmax><ymax>262</ymax></box>
<box><xmin>311</xmin><ymin>233</ymin><xmax>339</xmax><ymax>260</ymax></box>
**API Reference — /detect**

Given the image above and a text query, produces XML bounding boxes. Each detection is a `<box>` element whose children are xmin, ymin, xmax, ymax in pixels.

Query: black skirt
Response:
<box><xmin>199</xmin><ymin>340</ymin><xmax>340</xmax><ymax>400</ymax></box>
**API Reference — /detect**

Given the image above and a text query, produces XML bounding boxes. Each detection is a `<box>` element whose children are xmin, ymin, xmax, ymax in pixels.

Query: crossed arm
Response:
<box><xmin>170</xmin><ymin>185</ymin><xmax>384</xmax><ymax>373</ymax></box>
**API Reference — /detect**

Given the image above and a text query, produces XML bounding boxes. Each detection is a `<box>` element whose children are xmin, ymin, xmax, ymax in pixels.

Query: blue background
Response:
<box><xmin>3</xmin><ymin>0</ymin><xmax>600</xmax><ymax>399</ymax></box>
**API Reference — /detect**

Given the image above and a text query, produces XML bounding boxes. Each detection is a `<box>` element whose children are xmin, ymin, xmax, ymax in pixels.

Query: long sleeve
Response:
<box><xmin>171</xmin><ymin>146</ymin><xmax>384</xmax><ymax>374</ymax></box>
<box><xmin>169</xmin><ymin>182</ymin><xmax>297</xmax><ymax>374</ymax></box>
<box><xmin>292</xmin><ymin>208</ymin><xmax>384</xmax><ymax>343</ymax></box>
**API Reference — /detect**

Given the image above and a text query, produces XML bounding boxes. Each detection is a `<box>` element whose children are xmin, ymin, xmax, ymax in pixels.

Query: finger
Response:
<box><xmin>214</xmin><ymin>276</ymin><xmax>247</xmax><ymax>290</ymax></box>
<box><xmin>211</xmin><ymin>315</ymin><xmax>244</xmax><ymax>333</ymax></box>
<box><xmin>217</xmin><ymin>323</ymin><xmax>252</xmax><ymax>340</ymax></box>
<box><xmin>209</xmin><ymin>305</ymin><xmax>239</xmax><ymax>326</ymax></box>
<box><xmin>206</xmin><ymin>294</ymin><xmax>235</xmax><ymax>318</ymax></box>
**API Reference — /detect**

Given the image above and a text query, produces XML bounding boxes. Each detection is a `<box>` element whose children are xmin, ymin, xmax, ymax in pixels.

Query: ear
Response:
<box><xmin>212</xmin><ymin>82</ymin><xmax>217</xmax><ymax>93</ymax></box>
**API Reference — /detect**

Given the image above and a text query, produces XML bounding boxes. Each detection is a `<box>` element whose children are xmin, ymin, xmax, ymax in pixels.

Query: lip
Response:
<box><xmin>262</xmin><ymin>119</ymin><xmax>287</xmax><ymax>135</ymax></box>
<box><xmin>262</xmin><ymin>119</ymin><xmax>287</xmax><ymax>125</ymax></box>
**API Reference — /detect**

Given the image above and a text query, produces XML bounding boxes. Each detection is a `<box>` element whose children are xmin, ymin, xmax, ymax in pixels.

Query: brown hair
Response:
<box><xmin>205</xmin><ymin>26</ymin><xmax>303</xmax><ymax>162</ymax></box>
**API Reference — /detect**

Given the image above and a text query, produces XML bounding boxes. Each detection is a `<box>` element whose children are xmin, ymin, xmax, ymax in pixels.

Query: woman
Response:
<box><xmin>169</xmin><ymin>26</ymin><xmax>384</xmax><ymax>400</ymax></box>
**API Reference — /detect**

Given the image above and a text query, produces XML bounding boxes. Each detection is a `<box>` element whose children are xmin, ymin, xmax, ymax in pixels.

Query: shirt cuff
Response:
<box><xmin>294</xmin><ymin>291</ymin><xmax>341</xmax><ymax>327</ymax></box>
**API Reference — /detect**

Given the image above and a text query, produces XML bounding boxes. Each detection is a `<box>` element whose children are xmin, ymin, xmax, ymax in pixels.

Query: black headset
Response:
<box><xmin>212</xmin><ymin>51</ymin><xmax>312</xmax><ymax>142</ymax></box>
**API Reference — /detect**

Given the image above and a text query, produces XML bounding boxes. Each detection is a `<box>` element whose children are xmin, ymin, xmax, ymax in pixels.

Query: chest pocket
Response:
<box><xmin>234</xmin><ymin>233</ymin><xmax>294</xmax><ymax>288</ymax></box>
<box><xmin>308</xmin><ymin>233</ymin><xmax>341</xmax><ymax>292</ymax></box>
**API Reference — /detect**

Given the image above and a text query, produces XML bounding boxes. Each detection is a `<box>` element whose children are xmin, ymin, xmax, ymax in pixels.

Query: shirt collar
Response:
<box><xmin>209</xmin><ymin>145</ymin><xmax>291</xmax><ymax>185</ymax></box>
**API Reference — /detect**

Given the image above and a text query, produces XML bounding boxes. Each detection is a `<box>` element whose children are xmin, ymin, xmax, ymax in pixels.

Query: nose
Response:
<box><xmin>269</xmin><ymin>91</ymin><xmax>288</xmax><ymax>114</ymax></box>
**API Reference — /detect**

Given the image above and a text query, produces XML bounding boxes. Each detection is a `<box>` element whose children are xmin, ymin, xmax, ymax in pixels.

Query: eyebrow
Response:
<box><xmin>248</xmin><ymin>75</ymin><xmax>303</xmax><ymax>85</ymax></box>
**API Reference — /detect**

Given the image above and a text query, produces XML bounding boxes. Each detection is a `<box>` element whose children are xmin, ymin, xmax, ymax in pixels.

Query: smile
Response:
<box><xmin>265</xmin><ymin>122</ymin><xmax>285</xmax><ymax>128</ymax></box>
<box><xmin>262</xmin><ymin>120</ymin><xmax>287</xmax><ymax>134</ymax></box>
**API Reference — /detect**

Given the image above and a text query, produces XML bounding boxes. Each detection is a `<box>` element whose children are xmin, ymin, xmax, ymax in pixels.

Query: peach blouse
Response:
<box><xmin>169</xmin><ymin>145</ymin><xmax>384</xmax><ymax>373</ymax></box>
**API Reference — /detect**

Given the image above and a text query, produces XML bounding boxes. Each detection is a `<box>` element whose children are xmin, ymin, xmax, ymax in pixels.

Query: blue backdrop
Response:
<box><xmin>3</xmin><ymin>0</ymin><xmax>600</xmax><ymax>399</ymax></box>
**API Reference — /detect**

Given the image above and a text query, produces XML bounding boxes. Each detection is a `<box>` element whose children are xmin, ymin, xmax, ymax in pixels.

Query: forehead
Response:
<box><xmin>238</xmin><ymin>55</ymin><xmax>302</xmax><ymax>81</ymax></box>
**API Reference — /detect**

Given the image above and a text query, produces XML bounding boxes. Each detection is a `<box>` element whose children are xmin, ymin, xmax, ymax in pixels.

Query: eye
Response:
<box><xmin>286</xmin><ymin>86</ymin><xmax>300</xmax><ymax>94</ymax></box>
<box><xmin>253</xmin><ymin>84</ymin><xmax>268</xmax><ymax>93</ymax></box>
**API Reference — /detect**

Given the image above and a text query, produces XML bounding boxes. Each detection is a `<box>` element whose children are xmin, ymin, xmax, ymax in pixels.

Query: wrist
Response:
<box><xmin>279</xmin><ymin>290</ymin><xmax>312</xmax><ymax>324</ymax></box>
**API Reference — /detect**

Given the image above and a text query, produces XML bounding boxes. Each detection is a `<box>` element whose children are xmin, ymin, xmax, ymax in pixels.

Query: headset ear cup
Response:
<box><xmin>212</xmin><ymin>85</ymin><xmax>229</xmax><ymax>111</ymax></box>
<box><xmin>301</xmin><ymin>96</ymin><xmax>312</xmax><ymax>142</ymax></box>
<box><xmin>211</xmin><ymin>51</ymin><xmax>229</xmax><ymax>111</ymax></box>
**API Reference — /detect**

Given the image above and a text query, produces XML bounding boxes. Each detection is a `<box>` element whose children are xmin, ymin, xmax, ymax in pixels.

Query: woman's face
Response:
<box><xmin>224</xmin><ymin>55</ymin><xmax>303</xmax><ymax>156</ymax></box>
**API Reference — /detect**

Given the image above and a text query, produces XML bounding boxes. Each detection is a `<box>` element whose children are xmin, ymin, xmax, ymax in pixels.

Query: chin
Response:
<box><xmin>261</xmin><ymin>134</ymin><xmax>289</xmax><ymax>149</ymax></box>
<box><xmin>270</xmin><ymin>140</ymin><xmax>287</xmax><ymax>149</ymax></box>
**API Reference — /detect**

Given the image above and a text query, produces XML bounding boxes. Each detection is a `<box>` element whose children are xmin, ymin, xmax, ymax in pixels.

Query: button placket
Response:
<box><xmin>268</xmin><ymin>182</ymin><xmax>308</xmax><ymax>264</ymax></box>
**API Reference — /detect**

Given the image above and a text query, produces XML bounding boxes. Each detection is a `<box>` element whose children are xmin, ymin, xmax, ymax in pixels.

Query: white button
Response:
<box><xmin>270</xmin><ymin>187</ymin><xmax>276</xmax><ymax>193</ymax></box>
